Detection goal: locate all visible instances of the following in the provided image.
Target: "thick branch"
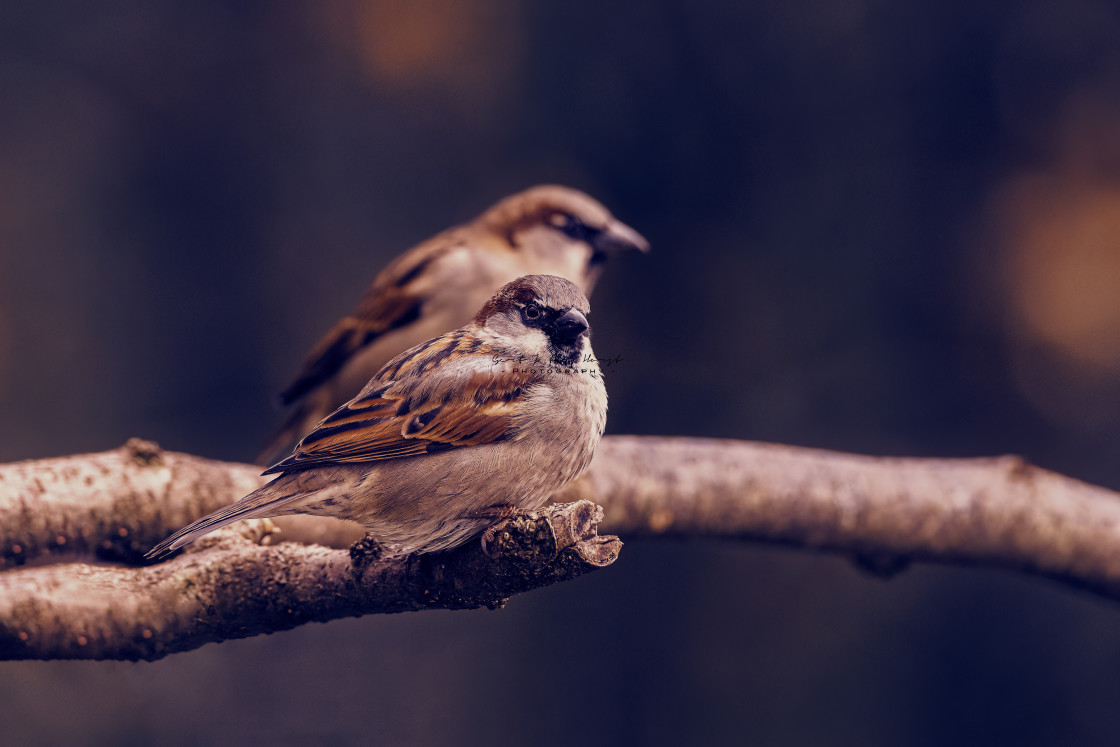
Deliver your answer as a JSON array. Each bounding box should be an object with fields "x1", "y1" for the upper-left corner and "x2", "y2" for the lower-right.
[
  {"x1": 0, "y1": 499, "x2": 618, "y2": 661},
  {"x1": 4, "y1": 435, "x2": 1120, "y2": 659},
  {"x1": 560, "y1": 438, "x2": 1120, "y2": 597}
]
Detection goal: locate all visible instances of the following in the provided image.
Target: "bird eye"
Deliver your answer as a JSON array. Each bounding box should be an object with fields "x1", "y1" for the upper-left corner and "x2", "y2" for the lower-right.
[
  {"x1": 548, "y1": 211, "x2": 595, "y2": 242},
  {"x1": 522, "y1": 303, "x2": 542, "y2": 321},
  {"x1": 548, "y1": 212, "x2": 572, "y2": 229}
]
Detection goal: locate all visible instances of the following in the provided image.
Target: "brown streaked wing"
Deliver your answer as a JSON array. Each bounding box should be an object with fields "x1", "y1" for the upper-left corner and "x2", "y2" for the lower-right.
[
  {"x1": 278, "y1": 241, "x2": 459, "y2": 406},
  {"x1": 264, "y1": 358, "x2": 536, "y2": 475}
]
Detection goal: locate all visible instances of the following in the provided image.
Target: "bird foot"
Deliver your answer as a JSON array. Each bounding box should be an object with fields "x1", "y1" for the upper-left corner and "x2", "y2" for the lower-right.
[
  {"x1": 472, "y1": 505, "x2": 521, "y2": 559},
  {"x1": 257, "y1": 518, "x2": 282, "y2": 546},
  {"x1": 349, "y1": 534, "x2": 385, "y2": 568}
]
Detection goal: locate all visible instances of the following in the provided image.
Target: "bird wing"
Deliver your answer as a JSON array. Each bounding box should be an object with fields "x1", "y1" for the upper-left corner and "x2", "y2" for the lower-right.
[
  {"x1": 278, "y1": 239, "x2": 463, "y2": 406},
  {"x1": 265, "y1": 336, "x2": 535, "y2": 474}
]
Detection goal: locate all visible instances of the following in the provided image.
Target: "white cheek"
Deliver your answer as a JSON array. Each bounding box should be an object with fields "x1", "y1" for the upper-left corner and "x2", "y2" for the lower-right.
[
  {"x1": 520, "y1": 329, "x2": 551, "y2": 360},
  {"x1": 479, "y1": 323, "x2": 551, "y2": 367},
  {"x1": 493, "y1": 328, "x2": 550, "y2": 364},
  {"x1": 513, "y1": 225, "x2": 594, "y2": 288}
]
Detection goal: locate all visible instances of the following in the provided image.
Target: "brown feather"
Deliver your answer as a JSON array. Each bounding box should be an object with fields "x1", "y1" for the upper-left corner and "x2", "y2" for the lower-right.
[
  {"x1": 278, "y1": 242, "x2": 459, "y2": 405},
  {"x1": 265, "y1": 334, "x2": 537, "y2": 475}
]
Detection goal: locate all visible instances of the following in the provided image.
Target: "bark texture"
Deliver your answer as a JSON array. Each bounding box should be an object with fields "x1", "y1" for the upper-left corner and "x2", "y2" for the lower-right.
[
  {"x1": 560, "y1": 437, "x2": 1120, "y2": 596},
  {"x1": 3, "y1": 435, "x2": 1120, "y2": 660},
  {"x1": 0, "y1": 495, "x2": 618, "y2": 661}
]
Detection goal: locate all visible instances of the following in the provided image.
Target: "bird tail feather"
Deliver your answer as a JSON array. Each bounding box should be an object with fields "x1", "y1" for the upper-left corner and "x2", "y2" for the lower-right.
[{"x1": 145, "y1": 483, "x2": 304, "y2": 560}]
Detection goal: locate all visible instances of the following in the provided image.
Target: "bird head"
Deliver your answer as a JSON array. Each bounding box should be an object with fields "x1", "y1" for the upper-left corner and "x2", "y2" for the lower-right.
[
  {"x1": 479, "y1": 185, "x2": 649, "y2": 293},
  {"x1": 476, "y1": 274, "x2": 594, "y2": 367}
]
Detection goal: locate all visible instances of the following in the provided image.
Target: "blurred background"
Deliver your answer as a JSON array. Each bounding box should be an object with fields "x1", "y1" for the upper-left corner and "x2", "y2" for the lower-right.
[{"x1": 3, "y1": 0, "x2": 1120, "y2": 744}]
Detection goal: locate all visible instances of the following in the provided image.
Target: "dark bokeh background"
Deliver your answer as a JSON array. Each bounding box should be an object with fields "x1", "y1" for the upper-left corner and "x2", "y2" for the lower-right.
[{"x1": 4, "y1": 1, "x2": 1120, "y2": 744}]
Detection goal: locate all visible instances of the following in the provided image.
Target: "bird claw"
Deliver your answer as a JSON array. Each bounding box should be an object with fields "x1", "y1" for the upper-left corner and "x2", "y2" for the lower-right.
[
  {"x1": 473, "y1": 504, "x2": 521, "y2": 559},
  {"x1": 257, "y1": 518, "x2": 282, "y2": 546},
  {"x1": 480, "y1": 524, "x2": 504, "y2": 559},
  {"x1": 349, "y1": 534, "x2": 384, "y2": 567}
]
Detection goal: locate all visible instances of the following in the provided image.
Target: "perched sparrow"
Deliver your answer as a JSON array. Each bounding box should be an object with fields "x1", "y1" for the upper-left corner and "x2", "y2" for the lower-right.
[
  {"x1": 259, "y1": 185, "x2": 646, "y2": 465},
  {"x1": 149, "y1": 275, "x2": 608, "y2": 559}
]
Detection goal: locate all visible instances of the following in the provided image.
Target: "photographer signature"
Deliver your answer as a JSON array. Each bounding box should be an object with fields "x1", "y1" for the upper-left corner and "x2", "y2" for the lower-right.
[{"x1": 491, "y1": 353, "x2": 623, "y2": 368}]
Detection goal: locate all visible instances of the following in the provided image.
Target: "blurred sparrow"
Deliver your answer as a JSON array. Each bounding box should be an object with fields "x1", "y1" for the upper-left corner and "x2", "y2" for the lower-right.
[
  {"x1": 149, "y1": 275, "x2": 608, "y2": 559},
  {"x1": 259, "y1": 185, "x2": 646, "y2": 464}
]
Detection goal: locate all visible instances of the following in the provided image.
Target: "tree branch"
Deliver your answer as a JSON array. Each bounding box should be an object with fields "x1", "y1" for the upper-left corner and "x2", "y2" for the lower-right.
[
  {"x1": 3, "y1": 435, "x2": 1120, "y2": 660},
  {"x1": 0, "y1": 498, "x2": 618, "y2": 661},
  {"x1": 559, "y1": 437, "x2": 1120, "y2": 598}
]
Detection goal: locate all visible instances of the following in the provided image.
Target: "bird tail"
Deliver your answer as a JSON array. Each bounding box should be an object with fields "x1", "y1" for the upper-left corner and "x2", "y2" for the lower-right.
[{"x1": 145, "y1": 481, "x2": 304, "y2": 560}]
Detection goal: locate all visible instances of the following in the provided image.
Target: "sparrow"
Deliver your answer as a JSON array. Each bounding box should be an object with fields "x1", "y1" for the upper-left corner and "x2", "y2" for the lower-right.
[
  {"x1": 149, "y1": 275, "x2": 608, "y2": 559},
  {"x1": 259, "y1": 184, "x2": 646, "y2": 465}
]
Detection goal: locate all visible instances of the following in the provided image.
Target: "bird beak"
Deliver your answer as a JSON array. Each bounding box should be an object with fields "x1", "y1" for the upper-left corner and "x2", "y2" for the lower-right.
[
  {"x1": 553, "y1": 308, "x2": 590, "y2": 340},
  {"x1": 593, "y1": 219, "x2": 651, "y2": 255}
]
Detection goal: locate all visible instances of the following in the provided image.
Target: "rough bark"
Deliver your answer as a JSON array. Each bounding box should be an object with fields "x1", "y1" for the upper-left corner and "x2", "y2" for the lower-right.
[
  {"x1": 558, "y1": 437, "x2": 1120, "y2": 596},
  {"x1": 0, "y1": 496, "x2": 618, "y2": 661},
  {"x1": 4, "y1": 435, "x2": 1120, "y2": 659}
]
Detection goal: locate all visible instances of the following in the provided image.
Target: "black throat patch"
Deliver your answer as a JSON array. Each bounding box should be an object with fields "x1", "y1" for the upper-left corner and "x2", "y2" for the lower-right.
[{"x1": 547, "y1": 338, "x2": 583, "y2": 368}]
